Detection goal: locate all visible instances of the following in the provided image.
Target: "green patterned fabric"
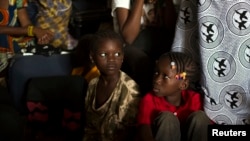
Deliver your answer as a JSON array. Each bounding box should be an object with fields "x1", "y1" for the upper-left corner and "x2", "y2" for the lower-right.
[{"x1": 84, "y1": 71, "x2": 141, "y2": 141}]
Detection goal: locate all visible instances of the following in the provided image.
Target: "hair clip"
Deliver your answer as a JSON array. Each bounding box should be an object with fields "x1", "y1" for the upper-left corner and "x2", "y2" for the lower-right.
[
  {"x1": 175, "y1": 72, "x2": 186, "y2": 80},
  {"x1": 171, "y1": 61, "x2": 176, "y2": 69}
]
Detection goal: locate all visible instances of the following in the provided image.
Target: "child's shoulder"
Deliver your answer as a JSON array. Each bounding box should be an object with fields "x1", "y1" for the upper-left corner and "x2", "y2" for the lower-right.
[
  {"x1": 182, "y1": 89, "x2": 203, "y2": 102},
  {"x1": 183, "y1": 89, "x2": 202, "y2": 97},
  {"x1": 120, "y1": 71, "x2": 140, "y2": 92},
  {"x1": 120, "y1": 71, "x2": 138, "y2": 85},
  {"x1": 88, "y1": 76, "x2": 99, "y2": 85},
  {"x1": 141, "y1": 91, "x2": 159, "y2": 101}
]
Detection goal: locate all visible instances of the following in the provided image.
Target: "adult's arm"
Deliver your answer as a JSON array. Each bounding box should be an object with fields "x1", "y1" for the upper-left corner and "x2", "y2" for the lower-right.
[
  {"x1": 115, "y1": 0, "x2": 144, "y2": 45},
  {"x1": 17, "y1": 7, "x2": 32, "y2": 27},
  {"x1": 17, "y1": 7, "x2": 54, "y2": 44},
  {"x1": 161, "y1": 0, "x2": 177, "y2": 30},
  {"x1": 0, "y1": 6, "x2": 53, "y2": 44}
]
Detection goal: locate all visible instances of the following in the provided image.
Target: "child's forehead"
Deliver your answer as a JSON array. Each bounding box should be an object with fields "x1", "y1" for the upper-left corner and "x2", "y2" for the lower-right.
[
  {"x1": 159, "y1": 57, "x2": 171, "y2": 63},
  {"x1": 158, "y1": 58, "x2": 172, "y2": 68},
  {"x1": 97, "y1": 39, "x2": 122, "y2": 49}
]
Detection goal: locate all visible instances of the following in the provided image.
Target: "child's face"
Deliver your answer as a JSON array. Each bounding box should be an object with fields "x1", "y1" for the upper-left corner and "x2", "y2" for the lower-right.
[
  {"x1": 153, "y1": 58, "x2": 183, "y2": 97},
  {"x1": 91, "y1": 39, "x2": 124, "y2": 76}
]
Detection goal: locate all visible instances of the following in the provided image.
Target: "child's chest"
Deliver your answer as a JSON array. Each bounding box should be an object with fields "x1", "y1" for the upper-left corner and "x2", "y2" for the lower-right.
[{"x1": 95, "y1": 81, "x2": 117, "y2": 108}]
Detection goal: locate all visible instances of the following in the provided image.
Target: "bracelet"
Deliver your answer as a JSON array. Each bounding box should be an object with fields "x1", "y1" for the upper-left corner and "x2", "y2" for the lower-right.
[{"x1": 27, "y1": 26, "x2": 34, "y2": 36}]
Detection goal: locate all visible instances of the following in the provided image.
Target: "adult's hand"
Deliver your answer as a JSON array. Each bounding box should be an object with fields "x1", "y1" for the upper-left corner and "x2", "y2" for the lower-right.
[{"x1": 33, "y1": 27, "x2": 54, "y2": 44}]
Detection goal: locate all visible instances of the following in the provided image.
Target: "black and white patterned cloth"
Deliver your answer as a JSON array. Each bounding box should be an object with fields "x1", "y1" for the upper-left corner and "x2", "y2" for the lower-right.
[{"x1": 172, "y1": 0, "x2": 250, "y2": 125}]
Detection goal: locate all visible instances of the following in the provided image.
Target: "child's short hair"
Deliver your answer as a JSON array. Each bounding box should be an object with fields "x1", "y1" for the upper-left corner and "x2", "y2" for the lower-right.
[
  {"x1": 159, "y1": 52, "x2": 201, "y2": 90},
  {"x1": 90, "y1": 30, "x2": 124, "y2": 53}
]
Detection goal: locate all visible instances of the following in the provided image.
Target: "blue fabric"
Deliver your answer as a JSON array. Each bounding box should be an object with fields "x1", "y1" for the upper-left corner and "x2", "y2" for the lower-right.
[
  {"x1": 27, "y1": 1, "x2": 38, "y2": 24},
  {"x1": 8, "y1": 54, "x2": 73, "y2": 113}
]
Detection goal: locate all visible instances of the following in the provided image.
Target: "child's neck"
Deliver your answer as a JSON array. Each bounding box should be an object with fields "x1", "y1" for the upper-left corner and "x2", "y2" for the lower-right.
[
  {"x1": 165, "y1": 94, "x2": 182, "y2": 107},
  {"x1": 100, "y1": 72, "x2": 120, "y2": 85}
]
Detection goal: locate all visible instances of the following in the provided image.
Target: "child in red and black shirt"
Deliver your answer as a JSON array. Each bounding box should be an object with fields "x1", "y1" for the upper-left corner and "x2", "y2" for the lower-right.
[{"x1": 137, "y1": 52, "x2": 212, "y2": 141}]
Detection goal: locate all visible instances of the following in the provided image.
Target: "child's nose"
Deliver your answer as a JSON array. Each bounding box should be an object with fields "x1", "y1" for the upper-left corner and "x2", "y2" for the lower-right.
[
  {"x1": 154, "y1": 76, "x2": 162, "y2": 84},
  {"x1": 107, "y1": 54, "x2": 115, "y2": 61}
]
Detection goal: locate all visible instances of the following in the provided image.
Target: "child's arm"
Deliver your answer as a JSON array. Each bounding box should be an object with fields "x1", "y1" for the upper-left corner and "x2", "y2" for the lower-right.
[
  {"x1": 136, "y1": 93, "x2": 156, "y2": 141},
  {"x1": 114, "y1": 86, "x2": 142, "y2": 141}
]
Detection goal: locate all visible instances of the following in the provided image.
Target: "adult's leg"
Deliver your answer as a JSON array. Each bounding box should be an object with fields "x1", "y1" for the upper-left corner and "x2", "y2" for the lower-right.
[
  {"x1": 153, "y1": 111, "x2": 181, "y2": 141},
  {"x1": 183, "y1": 110, "x2": 211, "y2": 141}
]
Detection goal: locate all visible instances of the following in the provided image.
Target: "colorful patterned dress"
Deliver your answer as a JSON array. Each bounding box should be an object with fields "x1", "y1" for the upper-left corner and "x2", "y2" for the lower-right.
[
  {"x1": 0, "y1": 0, "x2": 34, "y2": 73},
  {"x1": 35, "y1": 0, "x2": 72, "y2": 49}
]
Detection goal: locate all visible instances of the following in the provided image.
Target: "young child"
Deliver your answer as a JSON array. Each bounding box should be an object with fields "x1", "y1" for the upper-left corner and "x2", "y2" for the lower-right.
[
  {"x1": 83, "y1": 30, "x2": 141, "y2": 141},
  {"x1": 137, "y1": 52, "x2": 212, "y2": 141}
]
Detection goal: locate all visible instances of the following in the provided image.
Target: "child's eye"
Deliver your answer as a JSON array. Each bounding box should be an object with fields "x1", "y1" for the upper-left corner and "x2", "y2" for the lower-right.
[
  {"x1": 154, "y1": 72, "x2": 159, "y2": 75},
  {"x1": 100, "y1": 53, "x2": 106, "y2": 57},
  {"x1": 114, "y1": 52, "x2": 120, "y2": 57},
  {"x1": 164, "y1": 75, "x2": 170, "y2": 79}
]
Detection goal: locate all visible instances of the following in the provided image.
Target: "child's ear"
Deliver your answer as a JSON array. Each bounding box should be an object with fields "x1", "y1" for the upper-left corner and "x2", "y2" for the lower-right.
[
  {"x1": 89, "y1": 54, "x2": 94, "y2": 63},
  {"x1": 180, "y1": 79, "x2": 189, "y2": 90}
]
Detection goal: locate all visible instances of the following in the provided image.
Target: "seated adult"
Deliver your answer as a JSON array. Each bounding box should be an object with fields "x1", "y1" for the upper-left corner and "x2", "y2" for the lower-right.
[
  {"x1": 111, "y1": 0, "x2": 177, "y2": 94},
  {"x1": 0, "y1": 0, "x2": 53, "y2": 86},
  {"x1": 34, "y1": 0, "x2": 78, "y2": 50},
  {"x1": 111, "y1": 0, "x2": 177, "y2": 59}
]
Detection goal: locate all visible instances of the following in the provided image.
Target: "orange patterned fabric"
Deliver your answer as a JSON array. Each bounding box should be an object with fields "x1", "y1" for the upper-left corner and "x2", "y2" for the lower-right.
[
  {"x1": 0, "y1": 0, "x2": 31, "y2": 73},
  {"x1": 0, "y1": 8, "x2": 11, "y2": 73},
  {"x1": 0, "y1": 9, "x2": 9, "y2": 26},
  {"x1": 71, "y1": 65, "x2": 100, "y2": 83}
]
